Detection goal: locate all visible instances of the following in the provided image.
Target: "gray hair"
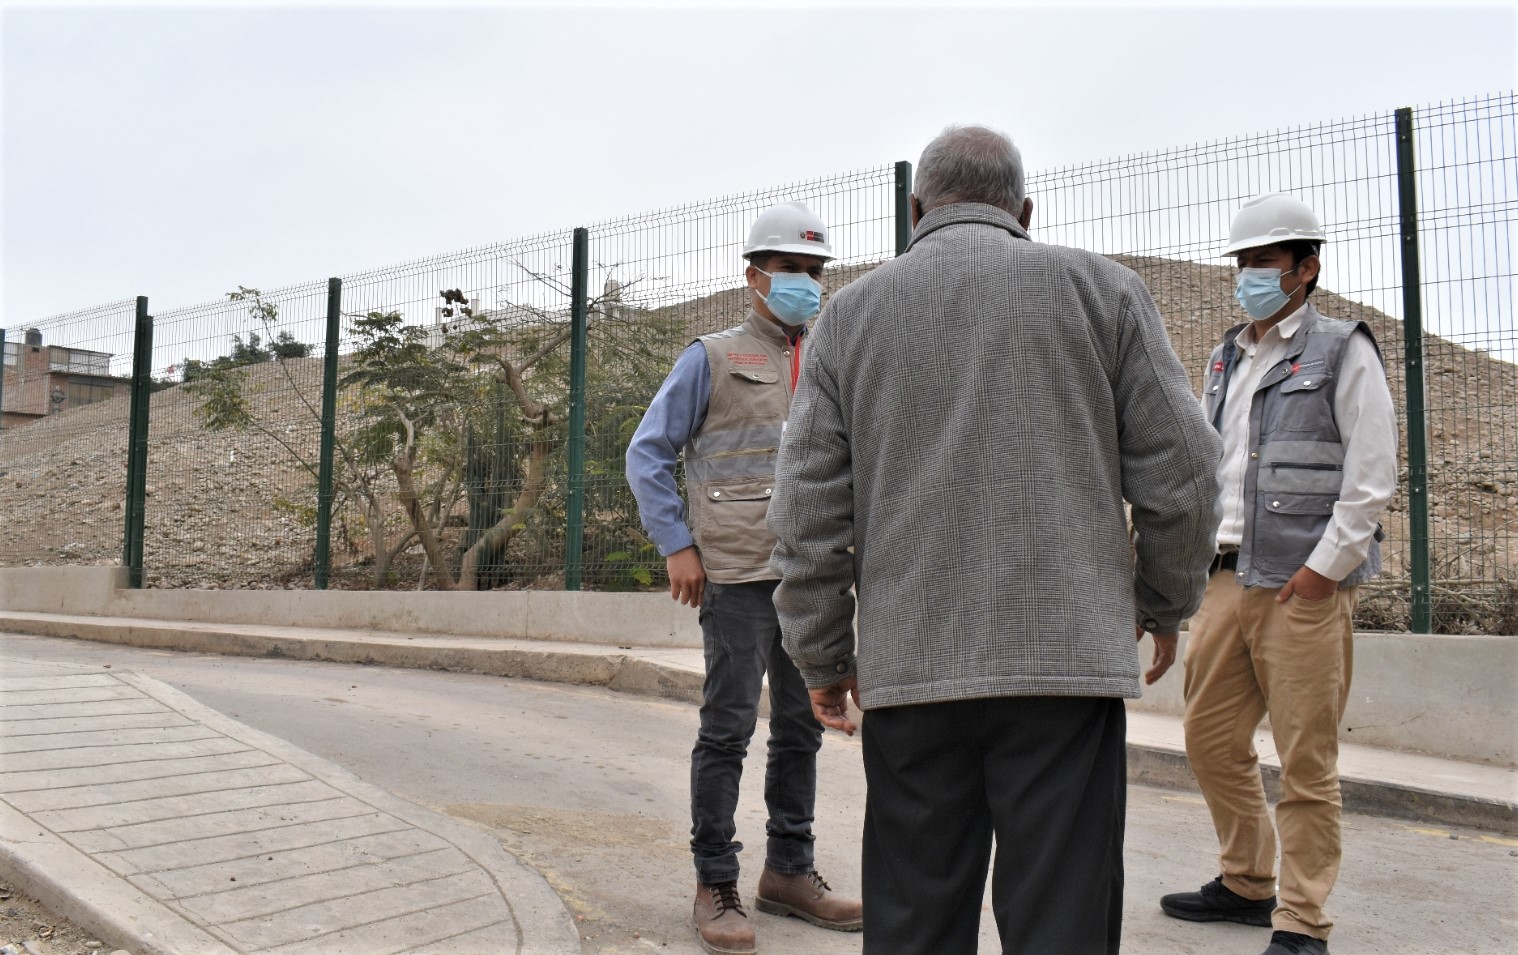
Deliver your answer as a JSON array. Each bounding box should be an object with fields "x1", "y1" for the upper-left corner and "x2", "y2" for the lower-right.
[{"x1": 914, "y1": 125, "x2": 1026, "y2": 214}]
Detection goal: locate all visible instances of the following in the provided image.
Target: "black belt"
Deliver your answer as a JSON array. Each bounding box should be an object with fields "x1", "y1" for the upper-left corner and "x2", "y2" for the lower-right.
[{"x1": 1210, "y1": 551, "x2": 1239, "y2": 574}]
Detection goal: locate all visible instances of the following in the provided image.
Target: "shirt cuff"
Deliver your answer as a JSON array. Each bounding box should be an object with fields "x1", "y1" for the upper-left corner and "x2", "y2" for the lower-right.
[
  {"x1": 652, "y1": 525, "x2": 695, "y2": 558},
  {"x1": 1306, "y1": 543, "x2": 1361, "y2": 583}
]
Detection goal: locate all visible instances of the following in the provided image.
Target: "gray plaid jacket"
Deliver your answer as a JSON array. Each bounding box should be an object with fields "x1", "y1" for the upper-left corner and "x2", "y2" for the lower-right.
[{"x1": 769, "y1": 202, "x2": 1222, "y2": 707}]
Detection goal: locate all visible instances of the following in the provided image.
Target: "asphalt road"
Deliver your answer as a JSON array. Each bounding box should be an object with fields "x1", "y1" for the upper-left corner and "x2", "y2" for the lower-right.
[{"x1": 3, "y1": 631, "x2": 1514, "y2": 955}]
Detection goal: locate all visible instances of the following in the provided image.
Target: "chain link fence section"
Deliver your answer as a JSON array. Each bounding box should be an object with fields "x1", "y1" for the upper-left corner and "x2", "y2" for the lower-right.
[
  {"x1": 0, "y1": 301, "x2": 140, "y2": 569},
  {"x1": 326, "y1": 233, "x2": 578, "y2": 592},
  {"x1": 140, "y1": 281, "x2": 333, "y2": 589},
  {"x1": 577, "y1": 166, "x2": 898, "y2": 591},
  {"x1": 1029, "y1": 93, "x2": 1516, "y2": 633},
  {"x1": 1410, "y1": 94, "x2": 1518, "y2": 633}
]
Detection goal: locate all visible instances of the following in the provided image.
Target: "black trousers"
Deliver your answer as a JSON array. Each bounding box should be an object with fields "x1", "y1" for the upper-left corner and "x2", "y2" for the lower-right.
[{"x1": 861, "y1": 696, "x2": 1126, "y2": 955}]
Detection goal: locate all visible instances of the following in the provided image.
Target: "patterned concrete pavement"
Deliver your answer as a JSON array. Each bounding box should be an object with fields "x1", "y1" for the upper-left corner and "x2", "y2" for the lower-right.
[{"x1": 0, "y1": 658, "x2": 580, "y2": 955}]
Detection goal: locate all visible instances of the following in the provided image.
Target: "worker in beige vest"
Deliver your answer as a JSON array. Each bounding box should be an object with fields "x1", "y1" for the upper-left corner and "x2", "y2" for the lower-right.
[{"x1": 626, "y1": 201, "x2": 862, "y2": 955}]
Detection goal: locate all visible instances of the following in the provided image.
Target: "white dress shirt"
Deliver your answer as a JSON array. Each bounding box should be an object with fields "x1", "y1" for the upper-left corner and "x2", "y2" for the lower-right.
[{"x1": 1213, "y1": 303, "x2": 1399, "y2": 582}]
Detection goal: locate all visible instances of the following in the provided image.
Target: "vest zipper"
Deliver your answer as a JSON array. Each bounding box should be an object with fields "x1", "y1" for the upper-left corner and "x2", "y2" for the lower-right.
[
  {"x1": 1267, "y1": 462, "x2": 1341, "y2": 471},
  {"x1": 705, "y1": 447, "x2": 779, "y2": 460}
]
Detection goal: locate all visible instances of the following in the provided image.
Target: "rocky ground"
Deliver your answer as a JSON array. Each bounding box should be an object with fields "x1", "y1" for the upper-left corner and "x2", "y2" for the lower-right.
[
  {"x1": 0, "y1": 882, "x2": 128, "y2": 955},
  {"x1": 2, "y1": 256, "x2": 1513, "y2": 631}
]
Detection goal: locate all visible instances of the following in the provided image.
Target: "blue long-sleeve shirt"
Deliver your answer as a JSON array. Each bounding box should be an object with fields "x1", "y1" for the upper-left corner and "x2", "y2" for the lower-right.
[{"x1": 625, "y1": 342, "x2": 711, "y2": 556}]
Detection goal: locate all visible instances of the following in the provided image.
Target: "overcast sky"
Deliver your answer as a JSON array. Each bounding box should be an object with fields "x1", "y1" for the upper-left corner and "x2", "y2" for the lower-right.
[{"x1": 2, "y1": 0, "x2": 1515, "y2": 327}]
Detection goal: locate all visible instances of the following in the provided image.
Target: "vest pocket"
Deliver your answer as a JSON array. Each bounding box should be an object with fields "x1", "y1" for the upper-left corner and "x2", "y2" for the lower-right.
[
  {"x1": 1257, "y1": 460, "x2": 1343, "y2": 496},
  {"x1": 1260, "y1": 491, "x2": 1337, "y2": 516},
  {"x1": 725, "y1": 367, "x2": 786, "y2": 420},
  {"x1": 730, "y1": 367, "x2": 779, "y2": 384},
  {"x1": 695, "y1": 478, "x2": 778, "y2": 573},
  {"x1": 1253, "y1": 493, "x2": 1335, "y2": 574}
]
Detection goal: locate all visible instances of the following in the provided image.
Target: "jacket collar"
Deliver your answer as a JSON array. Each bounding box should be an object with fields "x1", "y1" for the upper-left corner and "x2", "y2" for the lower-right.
[
  {"x1": 905, "y1": 202, "x2": 1031, "y2": 252},
  {"x1": 1222, "y1": 302, "x2": 1326, "y2": 358},
  {"x1": 742, "y1": 308, "x2": 804, "y2": 346}
]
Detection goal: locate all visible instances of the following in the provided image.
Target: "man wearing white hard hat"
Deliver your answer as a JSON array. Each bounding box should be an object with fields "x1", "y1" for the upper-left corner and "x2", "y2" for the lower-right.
[
  {"x1": 626, "y1": 201, "x2": 861, "y2": 954},
  {"x1": 1160, "y1": 193, "x2": 1397, "y2": 955}
]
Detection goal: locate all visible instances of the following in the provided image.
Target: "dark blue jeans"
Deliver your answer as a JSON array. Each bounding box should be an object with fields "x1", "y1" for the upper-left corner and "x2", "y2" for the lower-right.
[{"x1": 690, "y1": 579, "x2": 822, "y2": 884}]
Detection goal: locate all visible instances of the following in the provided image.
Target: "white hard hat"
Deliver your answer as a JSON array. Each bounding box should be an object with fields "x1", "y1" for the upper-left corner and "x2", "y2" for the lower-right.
[
  {"x1": 1222, "y1": 193, "x2": 1326, "y2": 256},
  {"x1": 743, "y1": 201, "x2": 835, "y2": 261}
]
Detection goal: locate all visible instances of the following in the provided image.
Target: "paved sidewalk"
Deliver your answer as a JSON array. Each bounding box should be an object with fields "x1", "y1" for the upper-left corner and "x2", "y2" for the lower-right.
[
  {"x1": 0, "y1": 611, "x2": 1515, "y2": 955},
  {"x1": 0, "y1": 656, "x2": 581, "y2": 955}
]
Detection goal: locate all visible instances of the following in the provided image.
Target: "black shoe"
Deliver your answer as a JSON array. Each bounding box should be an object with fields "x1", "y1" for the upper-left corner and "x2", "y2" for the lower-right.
[
  {"x1": 1262, "y1": 930, "x2": 1327, "y2": 954},
  {"x1": 1159, "y1": 875, "x2": 1275, "y2": 926}
]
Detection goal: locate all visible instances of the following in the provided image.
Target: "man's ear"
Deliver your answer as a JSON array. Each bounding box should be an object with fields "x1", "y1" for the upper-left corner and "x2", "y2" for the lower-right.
[
  {"x1": 910, "y1": 194, "x2": 923, "y2": 228},
  {"x1": 1299, "y1": 254, "x2": 1321, "y2": 288},
  {"x1": 1018, "y1": 197, "x2": 1033, "y2": 230}
]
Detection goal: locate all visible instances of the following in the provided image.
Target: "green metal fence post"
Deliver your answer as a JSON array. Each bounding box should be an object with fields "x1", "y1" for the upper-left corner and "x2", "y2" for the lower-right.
[
  {"x1": 314, "y1": 277, "x2": 342, "y2": 590},
  {"x1": 1395, "y1": 106, "x2": 1432, "y2": 634},
  {"x1": 565, "y1": 227, "x2": 590, "y2": 591},
  {"x1": 123, "y1": 297, "x2": 154, "y2": 588},
  {"x1": 0, "y1": 327, "x2": 8, "y2": 431},
  {"x1": 894, "y1": 161, "x2": 914, "y2": 256}
]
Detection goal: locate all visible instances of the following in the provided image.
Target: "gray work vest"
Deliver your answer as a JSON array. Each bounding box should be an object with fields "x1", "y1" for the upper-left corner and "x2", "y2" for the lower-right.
[
  {"x1": 684, "y1": 311, "x2": 801, "y2": 583},
  {"x1": 1203, "y1": 304, "x2": 1385, "y2": 588}
]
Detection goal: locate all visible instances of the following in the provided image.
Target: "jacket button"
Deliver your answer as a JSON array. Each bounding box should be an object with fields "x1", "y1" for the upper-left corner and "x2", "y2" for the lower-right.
[
  {"x1": 1272, "y1": 501, "x2": 1281, "y2": 508},
  {"x1": 834, "y1": 662, "x2": 848, "y2": 674},
  {"x1": 1211, "y1": 385, "x2": 1219, "y2": 392},
  {"x1": 1237, "y1": 571, "x2": 1245, "y2": 579},
  {"x1": 765, "y1": 489, "x2": 772, "y2": 495},
  {"x1": 1250, "y1": 452, "x2": 1259, "y2": 459},
  {"x1": 1304, "y1": 379, "x2": 1313, "y2": 386},
  {"x1": 712, "y1": 491, "x2": 722, "y2": 498}
]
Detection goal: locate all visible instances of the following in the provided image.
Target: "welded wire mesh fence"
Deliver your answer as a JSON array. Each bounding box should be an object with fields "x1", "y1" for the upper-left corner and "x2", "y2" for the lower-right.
[
  {"x1": 576, "y1": 168, "x2": 898, "y2": 590},
  {"x1": 0, "y1": 300, "x2": 139, "y2": 567},
  {"x1": 1406, "y1": 96, "x2": 1518, "y2": 634},
  {"x1": 1, "y1": 93, "x2": 1513, "y2": 633}
]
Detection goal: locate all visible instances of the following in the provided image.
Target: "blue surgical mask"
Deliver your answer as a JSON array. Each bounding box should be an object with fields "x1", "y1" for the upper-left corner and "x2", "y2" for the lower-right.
[
  {"x1": 756, "y1": 268, "x2": 823, "y2": 325},
  {"x1": 1234, "y1": 266, "x2": 1299, "y2": 320}
]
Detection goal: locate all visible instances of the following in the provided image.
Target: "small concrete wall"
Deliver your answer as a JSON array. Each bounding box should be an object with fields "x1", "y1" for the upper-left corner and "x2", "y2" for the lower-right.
[
  {"x1": 2, "y1": 567, "x2": 1514, "y2": 765},
  {"x1": 1130, "y1": 631, "x2": 1518, "y2": 767},
  {"x1": 0, "y1": 566, "x2": 126, "y2": 616},
  {"x1": 0, "y1": 566, "x2": 702, "y2": 648}
]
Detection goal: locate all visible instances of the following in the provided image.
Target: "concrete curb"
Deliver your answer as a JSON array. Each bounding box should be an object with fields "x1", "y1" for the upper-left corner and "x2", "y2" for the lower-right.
[
  {"x1": 0, "y1": 613, "x2": 707, "y2": 707},
  {"x1": 3, "y1": 611, "x2": 1514, "y2": 836},
  {"x1": 1126, "y1": 742, "x2": 1517, "y2": 835}
]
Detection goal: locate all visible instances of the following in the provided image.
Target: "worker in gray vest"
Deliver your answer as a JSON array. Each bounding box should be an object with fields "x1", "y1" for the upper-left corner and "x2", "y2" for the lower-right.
[
  {"x1": 626, "y1": 201, "x2": 862, "y2": 955},
  {"x1": 1161, "y1": 193, "x2": 1398, "y2": 955}
]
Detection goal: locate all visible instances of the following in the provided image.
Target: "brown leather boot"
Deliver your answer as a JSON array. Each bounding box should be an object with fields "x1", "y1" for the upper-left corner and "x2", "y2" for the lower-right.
[
  {"x1": 754, "y1": 868, "x2": 863, "y2": 932},
  {"x1": 692, "y1": 881, "x2": 757, "y2": 955}
]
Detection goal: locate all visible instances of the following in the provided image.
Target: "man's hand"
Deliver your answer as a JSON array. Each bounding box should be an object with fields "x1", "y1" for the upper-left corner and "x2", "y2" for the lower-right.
[
  {"x1": 1277, "y1": 565, "x2": 1338, "y2": 603},
  {"x1": 1136, "y1": 625, "x2": 1178, "y2": 685},
  {"x1": 666, "y1": 547, "x2": 706, "y2": 608},
  {"x1": 809, "y1": 675, "x2": 860, "y2": 736}
]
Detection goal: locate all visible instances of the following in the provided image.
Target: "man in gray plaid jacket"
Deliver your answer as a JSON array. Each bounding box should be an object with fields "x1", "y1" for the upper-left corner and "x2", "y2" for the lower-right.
[{"x1": 769, "y1": 125, "x2": 1222, "y2": 954}]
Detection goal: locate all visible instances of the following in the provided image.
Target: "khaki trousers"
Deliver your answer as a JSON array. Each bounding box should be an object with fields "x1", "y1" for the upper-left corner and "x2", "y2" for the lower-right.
[{"x1": 1182, "y1": 569, "x2": 1357, "y2": 940}]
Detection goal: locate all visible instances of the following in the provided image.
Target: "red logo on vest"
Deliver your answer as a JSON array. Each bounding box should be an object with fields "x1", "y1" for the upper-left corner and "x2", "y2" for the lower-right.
[
  {"x1": 1212, "y1": 361, "x2": 1225, "y2": 373},
  {"x1": 727, "y1": 352, "x2": 769, "y2": 366}
]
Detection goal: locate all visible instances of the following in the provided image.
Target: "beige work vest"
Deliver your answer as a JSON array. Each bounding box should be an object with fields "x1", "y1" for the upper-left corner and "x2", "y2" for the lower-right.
[{"x1": 685, "y1": 310, "x2": 801, "y2": 583}]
